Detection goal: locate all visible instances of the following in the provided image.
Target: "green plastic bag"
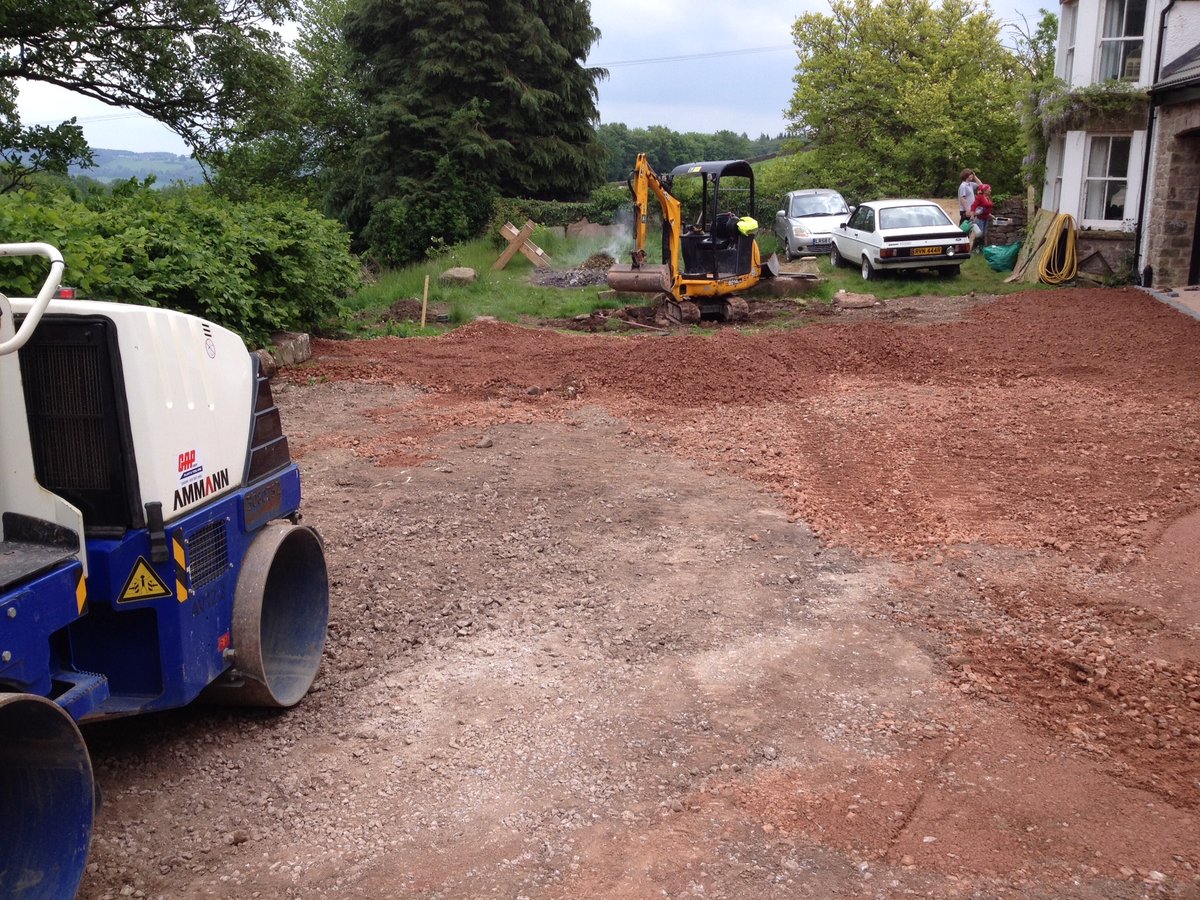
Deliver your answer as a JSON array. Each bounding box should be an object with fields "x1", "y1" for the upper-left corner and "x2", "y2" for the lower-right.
[{"x1": 982, "y1": 242, "x2": 1021, "y2": 272}]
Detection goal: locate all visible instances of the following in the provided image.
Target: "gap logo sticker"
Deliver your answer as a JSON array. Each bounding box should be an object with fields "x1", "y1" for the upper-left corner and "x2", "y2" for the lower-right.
[{"x1": 178, "y1": 448, "x2": 203, "y2": 482}]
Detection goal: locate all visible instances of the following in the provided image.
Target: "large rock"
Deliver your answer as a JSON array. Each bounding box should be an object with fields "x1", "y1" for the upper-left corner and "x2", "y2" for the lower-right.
[
  {"x1": 253, "y1": 348, "x2": 278, "y2": 379},
  {"x1": 440, "y1": 267, "x2": 478, "y2": 285},
  {"x1": 268, "y1": 331, "x2": 312, "y2": 368},
  {"x1": 833, "y1": 290, "x2": 879, "y2": 309}
]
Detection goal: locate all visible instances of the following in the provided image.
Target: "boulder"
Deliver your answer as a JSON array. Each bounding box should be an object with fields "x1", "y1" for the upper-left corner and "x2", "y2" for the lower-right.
[
  {"x1": 440, "y1": 266, "x2": 478, "y2": 285},
  {"x1": 254, "y1": 348, "x2": 278, "y2": 379},
  {"x1": 833, "y1": 290, "x2": 879, "y2": 309},
  {"x1": 268, "y1": 331, "x2": 312, "y2": 368}
]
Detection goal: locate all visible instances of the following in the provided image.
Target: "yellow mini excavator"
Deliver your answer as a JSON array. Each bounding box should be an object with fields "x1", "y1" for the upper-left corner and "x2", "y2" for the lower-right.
[{"x1": 606, "y1": 154, "x2": 779, "y2": 323}]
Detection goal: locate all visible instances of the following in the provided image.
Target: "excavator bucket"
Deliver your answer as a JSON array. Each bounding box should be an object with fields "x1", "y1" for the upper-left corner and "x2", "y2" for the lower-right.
[{"x1": 606, "y1": 264, "x2": 671, "y2": 294}]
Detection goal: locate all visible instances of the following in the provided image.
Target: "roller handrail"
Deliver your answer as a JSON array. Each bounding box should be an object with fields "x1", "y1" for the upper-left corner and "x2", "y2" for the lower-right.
[{"x1": 0, "y1": 242, "x2": 65, "y2": 356}]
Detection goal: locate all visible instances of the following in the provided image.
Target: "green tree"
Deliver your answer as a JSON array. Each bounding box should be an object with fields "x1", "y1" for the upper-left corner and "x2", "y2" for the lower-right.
[
  {"x1": 210, "y1": 0, "x2": 365, "y2": 204},
  {"x1": 0, "y1": 84, "x2": 91, "y2": 192},
  {"x1": 785, "y1": 0, "x2": 1024, "y2": 200},
  {"x1": 1, "y1": 0, "x2": 294, "y2": 159},
  {"x1": 1012, "y1": 8, "x2": 1059, "y2": 191},
  {"x1": 1009, "y1": 8, "x2": 1058, "y2": 82},
  {"x1": 337, "y1": 0, "x2": 606, "y2": 252}
]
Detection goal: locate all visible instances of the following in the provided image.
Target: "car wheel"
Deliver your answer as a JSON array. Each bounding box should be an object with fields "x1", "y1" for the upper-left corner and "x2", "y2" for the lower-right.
[
  {"x1": 938, "y1": 265, "x2": 961, "y2": 279},
  {"x1": 861, "y1": 257, "x2": 877, "y2": 281},
  {"x1": 783, "y1": 239, "x2": 795, "y2": 262},
  {"x1": 829, "y1": 243, "x2": 844, "y2": 268}
]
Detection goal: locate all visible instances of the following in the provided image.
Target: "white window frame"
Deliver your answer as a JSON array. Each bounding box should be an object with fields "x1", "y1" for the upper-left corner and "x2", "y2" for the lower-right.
[
  {"x1": 1097, "y1": 0, "x2": 1147, "y2": 82},
  {"x1": 1046, "y1": 136, "x2": 1066, "y2": 211},
  {"x1": 1058, "y1": 1, "x2": 1078, "y2": 84},
  {"x1": 1081, "y1": 134, "x2": 1132, "y2": 226}
]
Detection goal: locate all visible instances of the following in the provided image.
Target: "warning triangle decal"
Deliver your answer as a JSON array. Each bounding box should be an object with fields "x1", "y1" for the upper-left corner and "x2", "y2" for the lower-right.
[{"x1": 119, "y1": 557, "x2": 173, "y2": 603}]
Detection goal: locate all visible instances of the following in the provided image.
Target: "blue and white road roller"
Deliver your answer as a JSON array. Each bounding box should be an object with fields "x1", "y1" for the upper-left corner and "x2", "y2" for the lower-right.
[{"x1": 0, "y1": 243, "x2": 329, "y2": 898}]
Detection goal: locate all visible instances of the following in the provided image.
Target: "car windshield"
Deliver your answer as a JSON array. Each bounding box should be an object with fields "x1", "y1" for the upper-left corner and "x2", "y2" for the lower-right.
[
  {"x1": 789, "y1": 194, "x2": 849, "y2": 217},
  {"x1": 878, "y1": 205, "x2": 953, "y2": 229}
]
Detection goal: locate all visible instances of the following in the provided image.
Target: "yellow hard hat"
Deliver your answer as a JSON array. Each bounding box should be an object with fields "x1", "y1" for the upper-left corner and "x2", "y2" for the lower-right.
[{"x1": 737, "y1": 216, "x2": 759, "y2": 236}]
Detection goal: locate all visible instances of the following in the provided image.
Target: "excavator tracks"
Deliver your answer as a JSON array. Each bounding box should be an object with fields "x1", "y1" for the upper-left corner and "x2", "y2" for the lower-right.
[{"x1": 663, "y1": 296, "x2": 748, "y2": 326}]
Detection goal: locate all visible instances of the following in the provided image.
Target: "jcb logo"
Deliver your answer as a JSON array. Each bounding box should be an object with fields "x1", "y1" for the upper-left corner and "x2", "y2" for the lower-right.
[{"x1": 178, "y1": 449, "x2": 196, "y2": 473}]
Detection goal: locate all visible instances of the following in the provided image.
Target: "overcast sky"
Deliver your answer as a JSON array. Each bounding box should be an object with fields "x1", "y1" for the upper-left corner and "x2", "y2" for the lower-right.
[{"x1": 15, "y1": 0, "x2": 1054, "y2": 155}]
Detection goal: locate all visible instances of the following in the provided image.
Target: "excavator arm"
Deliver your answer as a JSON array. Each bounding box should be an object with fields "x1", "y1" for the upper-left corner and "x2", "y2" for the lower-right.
[{"x1": 628, "y1": 153, "x2": 683, "y2": 278}]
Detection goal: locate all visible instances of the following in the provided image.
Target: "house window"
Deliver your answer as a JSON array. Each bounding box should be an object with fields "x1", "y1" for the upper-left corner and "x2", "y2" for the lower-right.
[
  {"x1": 1098, "y1": 0, "x2": 1146, "y2": 81},
  {"x1": 1083, "y1": 136, "x2": 1131, "y2": 221},
  {"x1": 1059, "y1": 1, "x2": 1077, "y2": 83}
]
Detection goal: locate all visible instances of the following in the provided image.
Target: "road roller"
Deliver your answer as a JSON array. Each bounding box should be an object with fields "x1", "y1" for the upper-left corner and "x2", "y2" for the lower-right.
[
  {"x1": 606, "y1": 154, "x2": 778, "y2": 324},
  {"x1": 0, "y1": 243, "x2": 329, "y2": 898}
]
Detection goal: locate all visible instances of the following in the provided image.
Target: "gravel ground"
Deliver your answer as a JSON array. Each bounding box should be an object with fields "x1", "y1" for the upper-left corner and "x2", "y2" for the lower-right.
[{"x1": 79, "y1": 287, "x2": 1200, "y2": 899}]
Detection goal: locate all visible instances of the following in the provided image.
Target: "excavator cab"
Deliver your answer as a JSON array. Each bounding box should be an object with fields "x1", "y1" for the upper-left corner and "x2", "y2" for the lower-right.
[{"x1": 672, "y1": 160, "x2": 757, "y2": 280}]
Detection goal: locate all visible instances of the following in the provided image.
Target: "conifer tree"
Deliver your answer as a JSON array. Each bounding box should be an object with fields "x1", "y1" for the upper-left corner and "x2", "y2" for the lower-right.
[{"x1": 341, "y1": 0, "x2": 606, "y2": 234}]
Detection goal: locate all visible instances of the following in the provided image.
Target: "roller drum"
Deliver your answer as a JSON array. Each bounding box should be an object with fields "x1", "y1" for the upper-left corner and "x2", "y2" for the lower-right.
[
  {"x1": 0, "y1": 694, "x2": 93, "y2": 900},
  {"x1": 204, "y1": 522, "x2": 330, "y2": 708}
]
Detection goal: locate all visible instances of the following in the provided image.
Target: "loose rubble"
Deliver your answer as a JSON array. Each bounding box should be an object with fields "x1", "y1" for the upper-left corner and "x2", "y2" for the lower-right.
[{"x1": 79, "y1": 287, "x2": 1200, "y2": 899}]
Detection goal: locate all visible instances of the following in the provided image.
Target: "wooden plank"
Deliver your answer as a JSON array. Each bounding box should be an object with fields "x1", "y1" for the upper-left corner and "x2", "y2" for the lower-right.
[
  {"x1": 517, "y1": 238, "x2": 552, "y2": 268},
  {"x1": 492, "y1": 220, "x2": 536, "y2": 271},
  {"x1": 1006, "y1": 208, "x2": 1056, "y2": 283}
]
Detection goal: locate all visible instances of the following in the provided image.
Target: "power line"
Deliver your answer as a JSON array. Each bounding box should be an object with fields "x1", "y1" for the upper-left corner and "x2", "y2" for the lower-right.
[
  {"x1": 592, "y1": 45, "x2": 793, "y2": 68},
  {"x1": 28, "y1": 111, "x2": 149, "y2": 127}
]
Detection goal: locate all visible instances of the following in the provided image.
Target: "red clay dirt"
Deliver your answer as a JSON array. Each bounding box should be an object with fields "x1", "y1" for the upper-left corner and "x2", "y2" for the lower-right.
[{"x1": 79, "y1": 287, "x2": 1200, "y2": 899}]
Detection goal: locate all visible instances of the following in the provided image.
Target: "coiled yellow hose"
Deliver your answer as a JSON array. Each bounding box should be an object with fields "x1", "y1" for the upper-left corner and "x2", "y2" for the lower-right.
[{"x1": 1037, "y1": 213, "x2": 1078, "y2": 284}]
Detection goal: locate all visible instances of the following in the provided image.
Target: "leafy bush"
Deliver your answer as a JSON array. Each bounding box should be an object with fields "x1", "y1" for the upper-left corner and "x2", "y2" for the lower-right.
[
  {"x1": 0, "y1": 181, "x2": 359, "y2": 346},
  {"x1": 582, "y1": 183, "x2": 629, "y2": 224},
  {"x1": 364, "y1": 158, "x2": 495, "y2": 267},
  {"x1": 485, "y1": 183, "x2": 631, "y2": 249}
]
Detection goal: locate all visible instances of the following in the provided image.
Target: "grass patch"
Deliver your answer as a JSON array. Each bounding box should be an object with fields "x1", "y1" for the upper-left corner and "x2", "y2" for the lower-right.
[
  {"x1": 333, "y1": 233, "x2": 626, "y2": 337},
  {"x1": 818, "y1": 247, "x2": 1045, "y2": 299},
  {"x1": 755, "y1": 226, "x2": 1041, "y2": 299},
  {"x1": 333, "y1": 230, "x2": 1042, "y2": 338}
]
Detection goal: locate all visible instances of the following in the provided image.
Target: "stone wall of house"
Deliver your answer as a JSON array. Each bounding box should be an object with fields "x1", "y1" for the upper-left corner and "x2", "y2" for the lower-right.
[
  {"x1": 1075, "y1": 231, "x2": 1135, "y2": 280},
  {"x1": 985, "y1": 196, "x2": 1029, "y2": 247},
  {"x1": 1143, "y1": 101, "x2": 1200, "y2": 288}
]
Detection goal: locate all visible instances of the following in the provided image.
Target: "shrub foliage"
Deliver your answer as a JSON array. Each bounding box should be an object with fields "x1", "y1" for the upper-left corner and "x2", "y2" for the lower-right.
[{"x1": 0, "y1": 182, "x2": 359, "y2": 345}]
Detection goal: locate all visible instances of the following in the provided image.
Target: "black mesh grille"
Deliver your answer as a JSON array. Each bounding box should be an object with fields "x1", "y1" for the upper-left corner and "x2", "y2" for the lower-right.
[
  {"x1": 188, "y1": 519, "x2": 229, "y2": 590},
  {"x1": 21, "y1": 342, "x2": 109, "y2": 489},
  {"x1": 18, "y1": 317, "x2": 140, "y2": 530}
]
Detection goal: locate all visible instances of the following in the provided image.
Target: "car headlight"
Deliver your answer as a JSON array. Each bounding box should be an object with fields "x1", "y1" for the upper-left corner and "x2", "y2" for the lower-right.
[{"x1": 791, "y1": 224, "x2": 811, "y2": 238}]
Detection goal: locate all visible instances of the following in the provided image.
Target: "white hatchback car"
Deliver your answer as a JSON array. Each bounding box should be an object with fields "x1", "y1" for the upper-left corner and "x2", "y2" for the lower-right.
[{"x1": 830, "y1": 199, "x2": 972, "y2": 280}]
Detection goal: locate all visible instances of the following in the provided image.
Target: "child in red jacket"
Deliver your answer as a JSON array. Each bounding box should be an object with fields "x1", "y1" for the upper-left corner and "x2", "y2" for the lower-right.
[{"x1": 970, "y1": 184, "x2": 994, "y2": 251}]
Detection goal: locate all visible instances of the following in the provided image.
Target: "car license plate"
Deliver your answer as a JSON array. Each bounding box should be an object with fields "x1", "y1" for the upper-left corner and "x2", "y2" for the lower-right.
[{"x1": 911, "y1": 246, "x2": 942, "y2": 256}]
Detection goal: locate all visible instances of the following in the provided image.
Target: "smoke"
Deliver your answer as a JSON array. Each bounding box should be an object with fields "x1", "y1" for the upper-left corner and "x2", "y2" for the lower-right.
[{"x1": 559, "y1": 203, "x2": 635, "y2": 267}]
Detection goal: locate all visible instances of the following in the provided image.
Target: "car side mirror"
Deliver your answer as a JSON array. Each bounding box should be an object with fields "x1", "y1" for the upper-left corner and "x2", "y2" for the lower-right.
[
  {"x1": 839, "y1": 222, "x2": 847, "y2": 230},
  {"x1": 777, "y1": 210, "x2": 784, "y2": 217}
]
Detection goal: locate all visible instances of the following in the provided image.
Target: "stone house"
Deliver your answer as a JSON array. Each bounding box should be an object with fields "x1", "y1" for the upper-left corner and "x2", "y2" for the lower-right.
[{"x1": 1043, "y1": 0, "x2": 1200, "y2": 286}]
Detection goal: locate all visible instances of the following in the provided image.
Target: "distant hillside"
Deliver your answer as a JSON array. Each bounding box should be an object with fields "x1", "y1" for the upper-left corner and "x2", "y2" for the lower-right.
[{"x1": 70, "y1": 148, "x2": 204, "y2": 185}]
